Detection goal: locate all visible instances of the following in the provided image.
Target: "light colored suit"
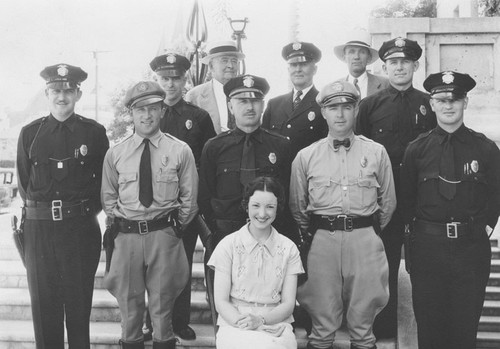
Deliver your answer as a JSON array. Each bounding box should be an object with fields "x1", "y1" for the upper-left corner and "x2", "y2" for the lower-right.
[
  {"x1": 185, "y1": 80, "x2": 223, "y2": 134},
  {"x1": 343, "y1": 72, "x2": 390, "y2": 99}
]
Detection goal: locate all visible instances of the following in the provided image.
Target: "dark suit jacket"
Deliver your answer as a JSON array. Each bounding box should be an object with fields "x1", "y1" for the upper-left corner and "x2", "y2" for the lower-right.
[{"x1": 262, "y1": 86, "x2": 328, "y2": 160}]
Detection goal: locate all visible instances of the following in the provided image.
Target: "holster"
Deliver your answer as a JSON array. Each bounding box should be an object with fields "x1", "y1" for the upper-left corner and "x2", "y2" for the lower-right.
[
  {"x1": 11, "y1": 207, "x2": 26, "y2": 268},
  {"x1": 297, "y1": 218, "x2": 319, "y2": 286},
  {"x1": 403, "y1": 219, "x2": 414, "y2": 274},
  {"x1": 102, "y1": 222, "x2": 119, "y2": 272}
]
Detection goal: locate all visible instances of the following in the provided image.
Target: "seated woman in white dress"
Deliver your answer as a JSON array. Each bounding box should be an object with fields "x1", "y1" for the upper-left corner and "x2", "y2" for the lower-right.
[{"x1": 207, "y1": 176, "x2": 304, "y2": 349}]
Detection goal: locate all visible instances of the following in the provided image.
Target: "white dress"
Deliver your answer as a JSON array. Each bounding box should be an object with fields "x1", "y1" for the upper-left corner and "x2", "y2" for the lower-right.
[{"x1": 208, "y1": 224, "x2": 304, "y2": 349}]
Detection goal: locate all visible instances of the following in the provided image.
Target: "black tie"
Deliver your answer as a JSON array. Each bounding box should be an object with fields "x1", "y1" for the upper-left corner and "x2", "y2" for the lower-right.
[
  {"x1": 51, "y1": 122, "x2": 69, "y2": 182},
  {"x1": 227, "y1": 97, "x2": 236, "y2": 130},
  {"x1": 397, "y1": 91, "x2": 412, "y2": 144},
  {"x1": 439, "y1": 134, "x2": 456, "y2": 200},
  {"x1": 293, "y1": 90, "x2": 302, "y2": 110},
  {"x1": 139, "y1": 138, "x2": 153, "y2": 208},
  {"x1": 353, "y1": 78, "x2": 361, "y2": 98},
  {"x1": 333, "y1": 138, "x2": 351, "y2": 149},
  {"x1": 240, "y1": 134, "x2": 256, "y2": 187}
]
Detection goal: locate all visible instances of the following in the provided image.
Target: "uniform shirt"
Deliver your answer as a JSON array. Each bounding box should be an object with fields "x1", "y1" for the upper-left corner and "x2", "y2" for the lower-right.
[
  {"x1": 262, "y1": 86, "x2": 327, "y2": 160},
  {"x1": 17, "y1": 113, "x2": 108, "y2": 210},
  {"x1": 199, "y1": 127, "x2": 291, "y2": 223},
  {"x1": 160, "y1": 99, "x2": 216, "y2": 168},
  {"x1": 289, "y1": 134, "x2": 396, "y2": 233},
  {"x1": 356, "y1": 85, "x2": 437, "y2": 171},
  {"x1": 208, "y1": 224, "x2": 303, "y2": 306},
  {"x1": 101, "y1": 130, "x2": 198, "y2": 227},
  {"x1": 400, "y1": 124, "x2": 500, "y2": 228}
]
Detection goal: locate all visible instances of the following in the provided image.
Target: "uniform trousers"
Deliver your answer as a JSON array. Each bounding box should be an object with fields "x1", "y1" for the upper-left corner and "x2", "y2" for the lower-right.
[
  {"x1": 297, "y1": 227, "x2": 389, "y2": 349},
  {"x1": 410, "y1": 226, "x2": 491, "y2": 349},
  {"x1": 104, "y1": 226, "x2": 189, "y2": 343},
  {"x1": 373, "y1": 211, "x2": 403, "y2": 338},
  {"x1": 24, "y1": 215, "x2": 101, "y2": 349}
]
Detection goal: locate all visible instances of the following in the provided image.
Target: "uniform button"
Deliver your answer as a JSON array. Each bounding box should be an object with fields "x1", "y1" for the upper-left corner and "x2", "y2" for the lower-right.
[
  {"x1": 287, "y1": 124, "x2": 291, "y2": 129},
  {"x1": 81, "y1": 161, "x2": 84, "y2": 165},
  {"x1": 310, "y1": 126, "x2": 313, "y2": 129},
  {"x1": 34, "y1": 162, "x2": 38, "y2": 165},
  {"x1": 286, "y1": 137, "x2": 290, "y2": 140},
  {"x1": 379, "y1": 129, "x2": 383, "y2": 133},
  {"x1": 224, "y1": 169, "x2": 228, "y2": 172},
  {"x1": 342, "y1": 186, "x2": 347, "y2": 190},
  {"x1": 56, "y1": 191, "x2": 60, "y2": 196}
]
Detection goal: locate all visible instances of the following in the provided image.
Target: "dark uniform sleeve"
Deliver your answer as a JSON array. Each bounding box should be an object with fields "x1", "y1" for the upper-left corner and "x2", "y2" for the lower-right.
[
  {"x1": 485, "y1": 142, "x2": 500, "y2": 229},
  {"x1": 198, "y1": 140, "x2": 217, "y2": 225},
  {"x1": 356, "y1": 98, "x2": 372, "y2": 137},
  {"x1": 199, "y1": 109, "x2": 217, "y2": 148},
  {"x1": 399, "y1": 142, "x2": 419, "y2": 224},
  {"x1": 16, "y1": 126, "x2": 32, "y2": 201},
  {"x1": 91, "y1": 125, "x2": 110, "y2": 213}
]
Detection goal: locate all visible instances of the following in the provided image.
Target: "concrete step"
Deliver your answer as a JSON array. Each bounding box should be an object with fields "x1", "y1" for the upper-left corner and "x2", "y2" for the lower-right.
[
  {"x1": 482, "y1": 300, "x2": 500, "y2": 317},
  {"x1": 488, "y1": 273, "x2": 500, "y2": 287},
  {"x1": 476, "y1": 331, "x2": 500, "y2": 348},
  {"x1": 485, "y1": 286, "x2": 500, "y2": 301},
  {"x1": 0, "y1": 288, "x2": 212, "y2": 324},
  {"x1": 0, "y1": 320, "x2": 397, "y2": 349},
  {"x1": 492, "y1": 239, "x2": 499, "y2": 248},
  {"x1": 493, "y1": 247, "x2": 500, "y2": 260},
  {"x1": 479, "y1": 316, "x2": 500, "y2": 332},
  {"x1": 0, "y1": 259, "x2": 207, "y2": 292},
  {"x1": 491, "y1": 259, "x2": 500, "y2": 273}
]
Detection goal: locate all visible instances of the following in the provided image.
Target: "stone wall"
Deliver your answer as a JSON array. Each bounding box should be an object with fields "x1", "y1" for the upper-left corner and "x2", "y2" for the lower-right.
[{"x1": 369, "y1": 17, "x2": 500, "y2": 142}]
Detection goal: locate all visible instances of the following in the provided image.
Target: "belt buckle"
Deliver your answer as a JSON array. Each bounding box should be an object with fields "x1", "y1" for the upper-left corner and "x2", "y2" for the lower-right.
[
  {"x1": 446, "y1": 222, "x2": 459, "y2": 238},
  {"x1": 338, "y1": 214, "x2": 353, "y2": 232},
  {"x1": 51, "y1": 200, "x2": 63, "y2": 221},
  {"x1": 138, "y1": 220, "x2": 149, "y2": 235}
]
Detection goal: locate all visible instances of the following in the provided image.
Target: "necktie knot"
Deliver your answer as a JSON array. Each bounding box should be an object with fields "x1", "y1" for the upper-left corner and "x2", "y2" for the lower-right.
[{"x1": 333, "y1": 138, "x2": 351, "y2": 149}]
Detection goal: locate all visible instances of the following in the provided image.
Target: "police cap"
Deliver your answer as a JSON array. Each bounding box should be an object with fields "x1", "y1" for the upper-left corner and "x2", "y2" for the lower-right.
[
  {"x1": 316, "y1": 80, "x2": 360, "y2": 107},
  {"x1": 40, "y1": 63, "x2": 88, "y2": 89},
  {"x1": 282, "y1": 42, "x2": 322, "y2": 64},
  {"x1": 423, "y1": 71, "x2": 476, "y2": 99},
  {"x1": 150, "y1": 53, "x2": 191, "y2": 77},
  {"x1": 224, "y1": 75, "x2": 270, "y2": 99},
  {"x1": 378, "y1": 37, "x2": 422, "y2": 62},
  {"x1": 124, "y1": 81, "x2": 166, "y2": 108}
]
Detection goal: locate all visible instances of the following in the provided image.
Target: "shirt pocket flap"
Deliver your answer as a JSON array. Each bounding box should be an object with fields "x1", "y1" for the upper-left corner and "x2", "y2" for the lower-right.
[
  {"x1": 118, "y1": 172, "x2": 137, "y2": 184},
  {"x1": 157, "y1": 171, "x2": 178, "y2": 183},
  {"x1": 418, "y1": 172, "x2": 439, "y2": 184},
  {"x1": 310, "y1": 177, "x2": 331, "y2": 189},
  {"x1": 357, "y1": 176, "x2": 380, "y2": 188}
]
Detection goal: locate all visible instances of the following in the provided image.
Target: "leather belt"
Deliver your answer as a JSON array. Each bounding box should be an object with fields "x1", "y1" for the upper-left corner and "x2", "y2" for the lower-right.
[
  {"x1": 311, "y1": 214, "x2": 373, "y2": 232},
  {"x1": 415, "y1": 219, "x2": 469, "y2": 239},
  {"x1": 25, "y1": 199, "x2": 92, "y2": 221},
  {"x1": 115, "y1": 214, "x2": 177, "y2": 235}
]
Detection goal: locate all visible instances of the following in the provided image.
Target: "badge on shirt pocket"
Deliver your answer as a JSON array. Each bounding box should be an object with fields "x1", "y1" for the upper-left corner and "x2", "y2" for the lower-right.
[
  {"x1": 269, "y1": 152, "x2": 277, "y2": 164},
  {"x1": 185, "y1": 120, "x2": 192, "y2": 130},
  {"x1": 162, "y1": 155, "x2": 169, "y2": 167}
]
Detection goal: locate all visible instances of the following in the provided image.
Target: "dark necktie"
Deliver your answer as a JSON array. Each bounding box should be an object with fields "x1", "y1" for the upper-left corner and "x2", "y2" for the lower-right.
[
  {"x1": 227, "y1": 97, "x2": 236, "y2": 130},
  {"x1": 333, "y1": 138, "x2": 351, "y2": 149},
  {"x1": 353, "y1": 78, "x2": 361, "y2": 98},
  {"x1": 293, "y1": 90, "x2": 302, "y2": 110},
  {"x1": 240, "y1": 134, "x2": 256, "y2": 187},
  {"x1": 139, "y1": 138, "x2": 153, "y2": 208},
  {"x1": 51, "y1": 122, "x2": 69, "y2": 182},
  {"x1": 439, "y1": 134, "x2": 456, "y2": 200},
  {"x1": 397, "y1": 91, "x2": 412, "y2": 144}
]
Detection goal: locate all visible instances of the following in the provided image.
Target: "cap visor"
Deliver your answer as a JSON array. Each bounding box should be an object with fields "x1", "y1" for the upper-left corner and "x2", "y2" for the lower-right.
[
  {"x1": 322, "y1": 96, "x2": 357, "y2": 106},
  {"x1": 229, "y1": 91, "x2": 264, "y2": 99},
  {"x1": 131, "y1": 96, "x2": 164, "y2": 108},
  {"x1": 47, "y1": 81, "x2": 78, "y2": 89},
  {"x1": 155, "y1": 69, "x2": 185, "y2": 77},
  {"x1": 287, "y1": 56, "x2": 312, "y2": 64}
]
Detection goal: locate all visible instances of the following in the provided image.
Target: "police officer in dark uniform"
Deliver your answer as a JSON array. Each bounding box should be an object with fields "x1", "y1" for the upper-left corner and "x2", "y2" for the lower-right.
[
  {"x1": 262, "y1": 42, "x2": 327, "y2": 160},
  {"x1": 147, "y1": 53, "x2": 216, "y2": 340},
  {"x1": 356, "y1": 37, "x2": 437, "y2": 339},
  {"x1": 16, "y1": 63, "x2": 109, "y2": 349},
  {"x1": 400, "y1": 71, "x2": 500, "y2": 349}
]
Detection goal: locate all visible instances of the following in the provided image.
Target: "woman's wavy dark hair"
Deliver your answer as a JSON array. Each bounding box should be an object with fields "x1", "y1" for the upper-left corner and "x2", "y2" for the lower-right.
[{"x1": 241, "y1": 176, "x2": 285, "y2": 212}]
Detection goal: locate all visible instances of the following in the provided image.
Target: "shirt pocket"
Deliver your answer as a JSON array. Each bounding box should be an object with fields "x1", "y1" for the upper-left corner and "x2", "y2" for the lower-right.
[
  {"x1": 371, "y1": 115, "x2": 394, "y2": 143},
  {"x1": 356, "y1": 176, "x2": 380, "y2": 208},
  {"x1": 308, "y1": 177, "x2": 335, "y2": 209},
  {"x1": 462, "y1": 172, "x2": 488, "y2": 207},
  {"x1": 156, "y1": 169, "x2": 179, "y2": 203},
  {"x1": 30, "y1": 156, "x2": 50, "y2": 190},
  {"x1": 118, "y1": 172, "x2": 138, "y2": 204},
  {"x1": 417, "y1": 172, "x2": 439, "y2": 208},
  {"x1": 216, "y1": 160, "x2": 240, "y2": 199}
]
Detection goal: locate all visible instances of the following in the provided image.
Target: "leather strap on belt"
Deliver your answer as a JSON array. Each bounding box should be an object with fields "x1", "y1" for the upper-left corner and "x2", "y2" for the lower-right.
[
  {"x1": 115, "y1": 214, "x2": 177, "y2": 235},
  {"x1": 414, "y1": 219, "x2": 469, "y2": 239},
  {"x1": 311, "y1": 214, "x2": 373, "y2": 232},
  {"x1": 25, "y1": 199, "x2": 92, "y2": 221}
]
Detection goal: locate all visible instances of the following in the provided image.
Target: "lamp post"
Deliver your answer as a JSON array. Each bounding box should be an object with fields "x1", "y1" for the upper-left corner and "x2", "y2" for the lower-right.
[
  {"x1": 186, "y1": 0, "x2": 208, "y2": 86},
  {"x1": 228, "y1": 17, "x2": 248, "y2": 75}
]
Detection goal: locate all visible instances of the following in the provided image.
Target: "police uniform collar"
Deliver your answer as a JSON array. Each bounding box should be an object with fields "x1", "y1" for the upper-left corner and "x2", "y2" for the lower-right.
[
  {"x1": 133, "y1": 129, "x2": 162, "y2": 148},
  {"x1": 164, "y1": 99, "x2": 184, "y2": 114},
  {"x1": 388, "y1": 84, "x2": 414, "y2": 101},
  {"x1": 435, "y1": 124, "x2": 467, "y2": 143},
  {"x1": 233, "y1": 127, "x2": 263, "y2": 143},
  {"x1": 47, "y1": 113, "x2": 77, "y2": 133},
  {"x1": 240, "y1": 223, "x2": 278, "y2": 257}
]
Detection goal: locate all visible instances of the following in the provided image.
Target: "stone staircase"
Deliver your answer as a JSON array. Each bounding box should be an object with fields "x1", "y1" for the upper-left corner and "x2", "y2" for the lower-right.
[{"x1": 0, "y1": 208, "x2": 497, "y2": 348}]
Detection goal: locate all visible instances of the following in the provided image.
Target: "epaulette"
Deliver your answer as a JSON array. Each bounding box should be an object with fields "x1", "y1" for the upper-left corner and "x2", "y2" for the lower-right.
[
  {"x1": 24, "y1": 116, "x2": 47, "y2": 129},
  {"x1": 466, "y1": 127, "x2": 495, "y2": 145},
  {"x1": 75, "y1": 114, "x2": 105, "y2": 129},
  {"x1": 357, "y1": 134, "x2": 375, "y2": 143},
  {"x1": 408, "y1": 129, "x2": 434, "y2": 146},
  {"x1": 261, "y1": 128, "x2": 289, "y2": 140},
  {"x1": 163, "y1": 132, "x2": 185, "y2": 144},
  {"x1": 112, "y1": 134, "x2": 134, "y2": 149}
]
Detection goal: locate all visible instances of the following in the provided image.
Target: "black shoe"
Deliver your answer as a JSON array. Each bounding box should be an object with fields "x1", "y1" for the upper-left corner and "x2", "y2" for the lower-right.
[
  {"x1": 142, "y1": 326, "x2": 153, "y2": 341},
  {"x1": 174, "y1": 325, "x2": 196, "y2": 340}
]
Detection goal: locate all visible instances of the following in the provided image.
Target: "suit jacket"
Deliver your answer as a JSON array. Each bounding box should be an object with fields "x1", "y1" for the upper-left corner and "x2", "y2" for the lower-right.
[
  {"x1": 262, "y1": 86, "x2": 328, "y2": 160},
  {"x1": 344, "y1": 72, "x2": 390, "y2": 99},
  {"x1": 185, "y1": 80, "x2": 223, "y2": 134}
]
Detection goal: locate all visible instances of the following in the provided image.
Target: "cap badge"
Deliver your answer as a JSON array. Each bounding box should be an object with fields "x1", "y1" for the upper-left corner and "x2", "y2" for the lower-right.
[
  {"x1": 442, "y1": 72, "x2": 454, "y2": 84},
  {"x1": 308, "y1": 111, "x2": 315, "y2": 121},
  {"x1": 138, "y1": 83, "x2": 148, "y2": 92},
  {"x1": 57, "y1": 64, "x2": 69, "y2": 77},
  {"x1": 331, "y1": 82, "x2": 344, "y2": 92},
  {"x1": 243, "y1": 76, "x2": 254, "y2": 88},
  {"x1": 471, "y1": 160, "x2": 479, "y2": 173},
  {"x1": 161, "y1": 155, "x2": 168, "y2": 167},
  {"x1": 268, "y1": 152, "x2": 277, "y2": 164},
  {"x1": 292, "y1": 42, "x2": 302, "y2": 51},
  {"x1": 360, "y1": 156, "x2": 368, "y2": 168},
  {"x1": 185, "y1": 120, "x2": 193, "y2": 130},
  {"x1": 79, "y1": 144, "x2": 88, "y2": 157},
  {"x1": 420, "y1": 105, "x2": 427, "y2": 116},
  {"x1": 395, "y1": 38, "x2": 406, "y2": 47},
  {"x1": 166, "y1": 54, "x2": 176, "y2": 64}
]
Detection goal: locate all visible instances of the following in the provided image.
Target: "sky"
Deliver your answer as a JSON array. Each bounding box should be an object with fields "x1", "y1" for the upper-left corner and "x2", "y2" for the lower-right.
[{"x1": 0, "y1": 0, "x2": 386, "y2": 118}]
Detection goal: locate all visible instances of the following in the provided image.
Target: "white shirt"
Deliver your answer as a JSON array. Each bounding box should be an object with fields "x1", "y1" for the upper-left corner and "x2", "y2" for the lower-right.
[
  {"x1": 348, "y1": 71, "x2": 368, "y2": 99},
  {"x1": 293, "y1": 84, "x2": 314, "y2": 102},
  {"x1": 213, "y1": 79, "x2": 229, "y2": 132}
]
